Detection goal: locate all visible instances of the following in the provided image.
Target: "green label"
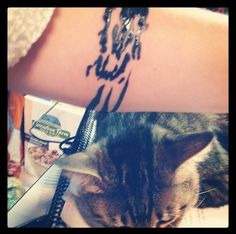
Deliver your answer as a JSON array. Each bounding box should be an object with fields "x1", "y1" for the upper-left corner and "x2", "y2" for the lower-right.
[{"x1": 32, "y1": 120, "x2": 70, "y2": 139}]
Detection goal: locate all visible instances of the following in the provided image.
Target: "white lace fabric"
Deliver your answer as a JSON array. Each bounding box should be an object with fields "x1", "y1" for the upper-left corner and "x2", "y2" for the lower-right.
[{"x1": 8, "y1": 8, "x2": 55, "y2": 68}]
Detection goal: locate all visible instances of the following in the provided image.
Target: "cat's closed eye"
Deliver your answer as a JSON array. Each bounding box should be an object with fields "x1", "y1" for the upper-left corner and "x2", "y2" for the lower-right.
[
  {"x1": 156, "y1": 217, "x2": 175, "y2": 228},
  {"x1": 56, "y1": 112, "x2": 228, "y2": 228},
  {"x1": 179, "y1": 205, "x2": 187, "y2": 210}
]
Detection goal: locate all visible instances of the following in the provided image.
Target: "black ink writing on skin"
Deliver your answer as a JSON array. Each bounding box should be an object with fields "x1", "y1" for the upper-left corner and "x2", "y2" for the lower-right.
[
  {"x1": 87, "y1": 85, "x2": 105, "y2": 110},
  {"x1": 100, "y1": 88, "x2": 113, "y2": 112},
  {"x1": 98, "y1": 8, "x2": 114, "y2": 53},
  {"x1": 92, "y1": 73, "x2": 130, "y2": 112},
  {"x1": 86, "y1": 53, "x2": 131, "y2": 81},
  {"x1": 111, "y1": 72, "x2": 130, "y2": 112},
  {"x1": 112, "y1": 8, "x2": 149, "y2": 60},
  {"x1": 86, "y1": 8, "x2": 149, "y2": 111},
  {"x1": 118, "y1": 77, "x2": 125, "y2": 84}
]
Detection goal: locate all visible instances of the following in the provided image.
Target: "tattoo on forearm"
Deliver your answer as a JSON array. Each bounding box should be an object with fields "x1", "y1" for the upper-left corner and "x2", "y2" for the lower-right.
[{"x1": 86, "y1": 8, "x2": 149, "y2": 111}]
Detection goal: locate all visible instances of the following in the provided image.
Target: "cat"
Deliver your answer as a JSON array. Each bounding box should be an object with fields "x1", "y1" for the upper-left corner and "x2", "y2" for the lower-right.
[{"x1": 55, "y1": 112, "x2": 228, "y2": 228}]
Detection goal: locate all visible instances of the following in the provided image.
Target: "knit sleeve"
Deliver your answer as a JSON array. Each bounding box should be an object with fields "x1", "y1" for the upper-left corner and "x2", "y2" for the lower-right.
[{"x1": 8, "y1": 8, "x2": 55, "y2": 68}]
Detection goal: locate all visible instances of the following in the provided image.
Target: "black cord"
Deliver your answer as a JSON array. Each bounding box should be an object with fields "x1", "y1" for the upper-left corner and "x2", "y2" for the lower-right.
[
  {"x1": 47, "y1": 109, "x2": 96, "y2": 228},
  {"x1": 19, "y1": 109, "x2": 96, "y2": 228}
]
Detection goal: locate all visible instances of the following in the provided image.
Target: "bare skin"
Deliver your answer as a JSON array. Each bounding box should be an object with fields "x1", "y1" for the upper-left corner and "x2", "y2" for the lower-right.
[{"x1": 8, "y1": 8, "x2": 228, "y2": 113}]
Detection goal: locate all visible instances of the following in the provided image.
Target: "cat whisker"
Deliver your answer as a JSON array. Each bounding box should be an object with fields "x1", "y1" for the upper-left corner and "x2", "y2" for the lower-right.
[
  {"x1": 92, "y1": 217, "x2": 105, "y2": 222},
  {"x1": 198, "y1": 187, "x2": 217, "y2": 195},
  {"x1": 196, "y1": 196, "x2": 206, "y2": 208},
  {"x1": 168, "y1": 223, "x2": 175, "y2": 228}
]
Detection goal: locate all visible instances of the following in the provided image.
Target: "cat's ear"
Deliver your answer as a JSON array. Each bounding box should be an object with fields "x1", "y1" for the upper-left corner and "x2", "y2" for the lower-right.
[
  {"x1": 55, "y1": 144, "x2": 101, "y2": 180},
  {"x1": 164, "y1": 131, "x2": 213, "y2": 170}
]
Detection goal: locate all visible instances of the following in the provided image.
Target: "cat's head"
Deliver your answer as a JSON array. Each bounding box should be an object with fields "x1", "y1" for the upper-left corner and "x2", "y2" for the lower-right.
[{"x1": 56, "y1": 128, "x2": 213, "y2": 228}]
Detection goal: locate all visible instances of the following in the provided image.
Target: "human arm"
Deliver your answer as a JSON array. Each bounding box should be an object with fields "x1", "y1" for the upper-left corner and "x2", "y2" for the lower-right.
[{"x1": 8, "y1": 7, "x2": 228, "y2": 113}]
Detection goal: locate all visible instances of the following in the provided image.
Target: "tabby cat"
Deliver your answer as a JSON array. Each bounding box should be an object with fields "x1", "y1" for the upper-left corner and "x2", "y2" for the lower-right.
[{"x1": 56, "y1": 112, "x2": 228, "y2": 228}]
